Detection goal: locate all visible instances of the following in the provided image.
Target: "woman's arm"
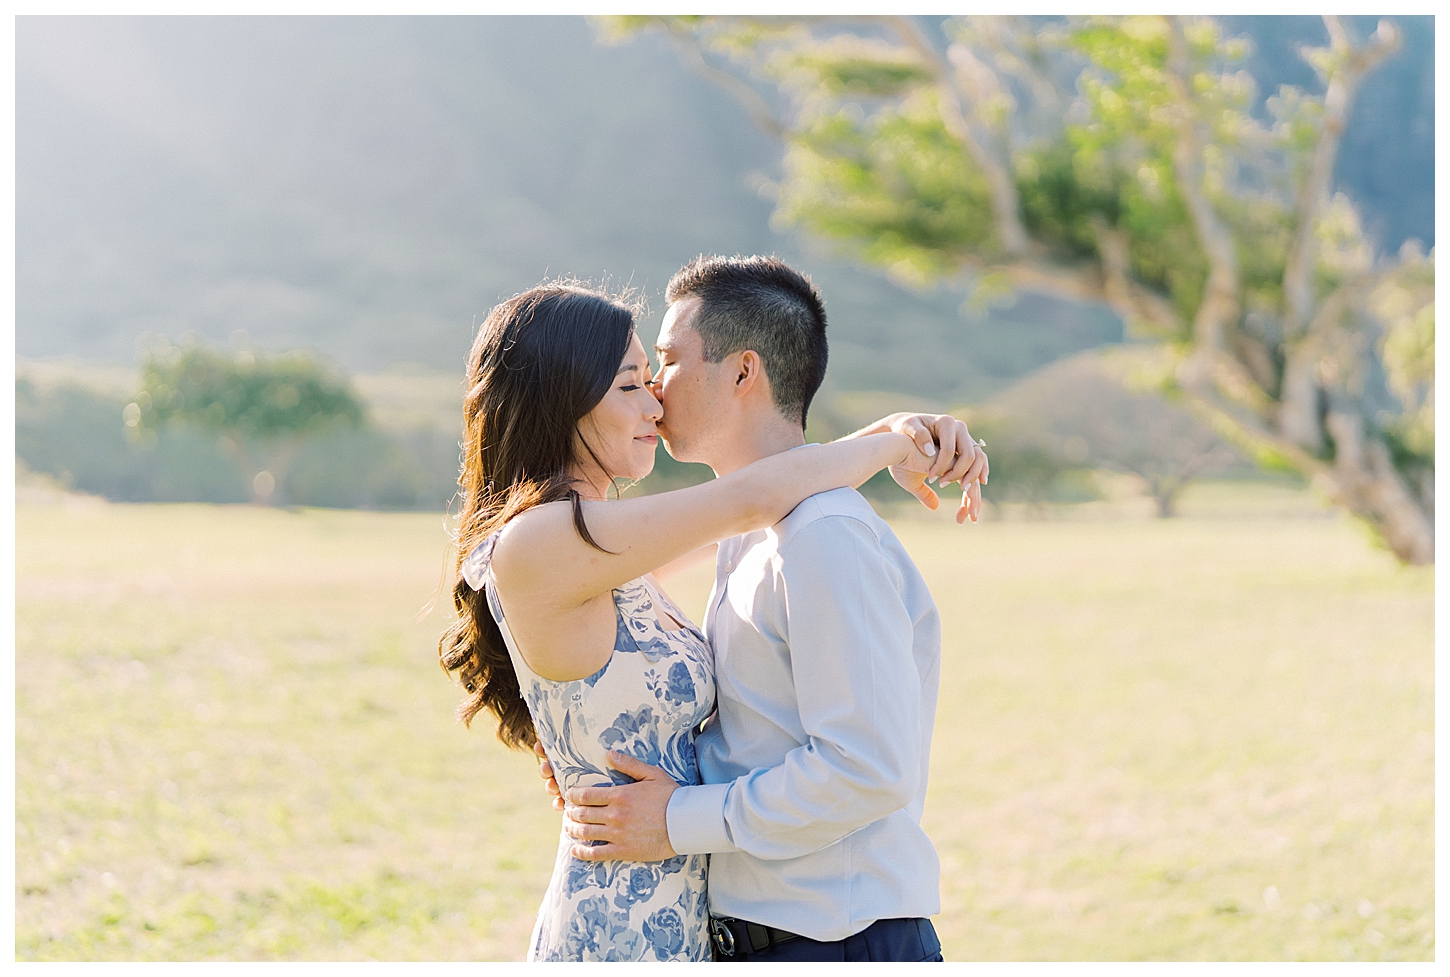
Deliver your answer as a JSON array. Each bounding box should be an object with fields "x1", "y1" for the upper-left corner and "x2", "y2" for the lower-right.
[
  {"x1": 492, "y1": 432, "x2": 929, "y2": 612},
  {"x1": 844, "y1": 412, "x2": 989, "y2": 487},
  {"x1": 845, "y1": 412, "x2": 990, "y2": 524},
  {"x1": 649, "y1": 542, "x2": 718, "y2": 584}
]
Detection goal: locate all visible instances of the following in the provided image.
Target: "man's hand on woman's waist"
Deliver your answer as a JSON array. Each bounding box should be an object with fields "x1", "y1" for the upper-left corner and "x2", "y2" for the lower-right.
[{"x1": 560, "y1": 751, "x2": 680, "y2": 862}]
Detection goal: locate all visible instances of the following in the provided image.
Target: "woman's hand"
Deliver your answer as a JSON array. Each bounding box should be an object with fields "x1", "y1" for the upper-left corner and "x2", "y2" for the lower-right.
[{"x1": 870, "y1": 413, "x2": 990, "y2": 524}]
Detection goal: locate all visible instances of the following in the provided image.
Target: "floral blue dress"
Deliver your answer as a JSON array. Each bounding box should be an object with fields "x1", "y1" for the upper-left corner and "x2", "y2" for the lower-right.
[{"x1": 461, "y1": 532, "x2": 715, "y2": 962}]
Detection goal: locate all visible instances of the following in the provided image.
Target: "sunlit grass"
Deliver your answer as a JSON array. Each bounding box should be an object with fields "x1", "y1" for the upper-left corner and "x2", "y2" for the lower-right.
[{"x1": 14, "y1": 483, "x2": 1432, "y2": 960}]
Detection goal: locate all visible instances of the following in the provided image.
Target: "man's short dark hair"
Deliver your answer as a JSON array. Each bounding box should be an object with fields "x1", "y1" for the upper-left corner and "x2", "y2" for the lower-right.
[{"x1": 665, "y1": 255, "x2": 828, "y2": 428}]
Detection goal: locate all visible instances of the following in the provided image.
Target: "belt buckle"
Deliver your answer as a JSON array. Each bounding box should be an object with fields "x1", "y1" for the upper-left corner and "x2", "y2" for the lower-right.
[{"x1": 709, "y1": 917, "x2": 737, "y2": 958}]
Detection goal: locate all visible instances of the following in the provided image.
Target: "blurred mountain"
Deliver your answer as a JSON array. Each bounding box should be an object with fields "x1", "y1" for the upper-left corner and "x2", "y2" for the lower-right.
[{"x1": 16, "y1": 15, "x2": 1432, "y2": 411}]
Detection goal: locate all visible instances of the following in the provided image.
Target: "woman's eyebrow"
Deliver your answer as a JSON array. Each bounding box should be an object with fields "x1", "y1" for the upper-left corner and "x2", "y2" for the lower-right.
[{"x1": 616, "y1": 362, "x2": 641, "y2": 376}]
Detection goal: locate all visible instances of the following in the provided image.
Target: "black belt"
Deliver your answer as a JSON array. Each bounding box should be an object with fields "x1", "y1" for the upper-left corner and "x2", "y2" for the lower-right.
[{"x1": 709, "y1": 916, "x2": 802, "y2": 958}]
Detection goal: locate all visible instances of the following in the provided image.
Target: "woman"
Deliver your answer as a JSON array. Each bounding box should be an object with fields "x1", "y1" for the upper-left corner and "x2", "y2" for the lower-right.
[{"x1": 438, "y1": 282, "x2": 953, "y2": 962}]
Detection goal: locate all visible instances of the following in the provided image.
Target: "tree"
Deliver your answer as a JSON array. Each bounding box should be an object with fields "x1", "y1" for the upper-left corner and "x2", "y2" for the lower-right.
[
  {"x1": 948, "y1": 410, "x2": 1083, "y2": 516},
  {"x1": 601, "y1": 15, "x2": 1434, "y2": 562},
  {"x1": 129, "y1": 341, "x2": 365, "y2": 504},
  {"x1": 989, "y1": 349, "x2": 1243, "y2": 517}
]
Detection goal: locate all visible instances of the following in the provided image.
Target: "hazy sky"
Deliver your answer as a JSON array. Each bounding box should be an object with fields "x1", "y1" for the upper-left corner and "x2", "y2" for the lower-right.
[
  {"x1": 18, "y1": 17, "x2": 784, "y2": 368},
  {"x1": 16, "y1": 15, "x2": 1434, "y2": 397}
]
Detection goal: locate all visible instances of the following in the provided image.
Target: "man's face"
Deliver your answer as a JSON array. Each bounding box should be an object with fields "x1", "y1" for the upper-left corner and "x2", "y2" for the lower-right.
[{"x1": 652, "y1": 296, "x2": 727, "y2": 465}]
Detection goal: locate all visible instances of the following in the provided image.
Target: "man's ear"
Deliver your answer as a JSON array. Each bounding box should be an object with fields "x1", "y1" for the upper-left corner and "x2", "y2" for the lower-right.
[{"x1": 730, "y1": 350, "x2": 765, "y2": 399}]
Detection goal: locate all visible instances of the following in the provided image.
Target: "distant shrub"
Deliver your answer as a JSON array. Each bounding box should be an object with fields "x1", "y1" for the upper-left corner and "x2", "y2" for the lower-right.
[{"x1": 17, "y1": 373, "x2": 452, "y2": 510}]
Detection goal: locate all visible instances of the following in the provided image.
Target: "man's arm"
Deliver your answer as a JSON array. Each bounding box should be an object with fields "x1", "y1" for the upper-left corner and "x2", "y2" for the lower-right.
[{"x1": 563, "y1": 516, "x2": 923, "y2": 862}]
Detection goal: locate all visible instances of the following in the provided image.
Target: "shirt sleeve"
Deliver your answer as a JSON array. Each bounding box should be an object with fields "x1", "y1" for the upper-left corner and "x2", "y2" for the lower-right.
[{"x1": 666, "y1": 514, "x2": 922, "y2": 859}]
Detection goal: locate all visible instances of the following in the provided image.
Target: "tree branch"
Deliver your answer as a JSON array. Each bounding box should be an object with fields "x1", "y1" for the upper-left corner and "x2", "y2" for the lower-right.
[
  {"x1": 885, "y1": 15, "x2": 1029, "y2": 255},
  {"x1": 1165, "y1": 17, "x2": 1242, "y2": 357},
  {"x1": 1087, "y1": 216, "x2": 1182, "y2": 335},
  {"x1": 664, "y1": 25, "x2": 788, "y2": 140},
  {"x1": 1281, "y1": 17, "x2": 1401, "y2": 343},
  {"x1": 1323, "y1": 395, "x2": 1433, "y2": 563},
  {"x1": 1174, "y1": 367, "x2": 1326, "y2": 477},
  {"x1": 1277, "y1": 20, "x2": 1400, "y2": 452},
  {"x1": 976, "y1": 16, "x2": 1061, "y2": 121}
]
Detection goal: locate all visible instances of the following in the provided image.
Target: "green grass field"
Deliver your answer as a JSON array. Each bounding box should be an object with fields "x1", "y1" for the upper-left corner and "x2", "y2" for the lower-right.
[{"x1": 14, "y1": 483, "x2": 1433, "y2": 960}]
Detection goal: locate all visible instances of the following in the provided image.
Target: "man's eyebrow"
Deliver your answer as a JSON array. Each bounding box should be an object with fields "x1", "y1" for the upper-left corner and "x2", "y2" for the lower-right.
[{"x1": 653, "y1": 342, "x2": 672, "y2": 354}]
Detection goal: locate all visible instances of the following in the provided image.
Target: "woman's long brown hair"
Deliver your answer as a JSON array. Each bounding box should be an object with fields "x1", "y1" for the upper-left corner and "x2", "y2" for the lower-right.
[{"x1": 438, "y1": 282, "x2": 636, "y2": 749}]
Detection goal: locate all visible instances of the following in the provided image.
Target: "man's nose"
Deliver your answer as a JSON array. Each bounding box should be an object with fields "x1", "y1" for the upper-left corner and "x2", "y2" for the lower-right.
[{"x1": 646, "y1": 376, "x2": 664, "y2": 403}]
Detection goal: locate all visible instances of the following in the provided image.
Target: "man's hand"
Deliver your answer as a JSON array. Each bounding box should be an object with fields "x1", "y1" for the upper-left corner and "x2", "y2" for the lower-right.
[
  {"x1": 535, "y1": 740, "x2": 563, "y2": 812},
  {"x1": 561, "y1": 751, "x2": 679, "y2": 862},
  {"x1": 875, "y1": 413, "x2": 989, "y2": 524}
]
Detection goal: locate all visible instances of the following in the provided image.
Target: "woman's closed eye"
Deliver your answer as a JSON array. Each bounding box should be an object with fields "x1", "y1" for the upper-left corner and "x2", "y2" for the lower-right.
[{"x1": 620, "y1": 384, "x2": 642, "y2": 392}]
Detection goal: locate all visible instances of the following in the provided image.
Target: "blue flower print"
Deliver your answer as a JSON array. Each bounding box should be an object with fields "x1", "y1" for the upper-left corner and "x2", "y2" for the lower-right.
[
  {"x1": 662, "y1": 725, "x2": 700, "y2": 787},
  {"x1": 558, "y1": 893, "x2": 645, "y2": 961},
  {"x1": 604, "y1": 928, "x2": 646, "y2": 962},
  {"x1": 588, "y1": 859, "x2": 625, "y2": 892},
  {"x1": 498, "y1": 566, "x2": 714, "y2": 960},
  {"x1": 663, "y1": 660, "x2": 696, "y2": 706},
  {"x1": 614, "y1": 864, "x2": 661, "y2": 909},
  {"x1": 643, "y1": 907, "x2": 686, "y2": 961},
  {"x1": 599, "y1": 705, "x2": 663, "y2": 768},
  {"x1": 565, "y1": 859, "x2": 595, "y2": 896},
  {"x1": 613, "y1": 599, "x2": 636, "y2": 655},
  {"x1": 617, "y1": 583, "x2": 673, "y2": 661},
  {"x1": 564, "y1": 895, "x2": 613, "y2": 959}
]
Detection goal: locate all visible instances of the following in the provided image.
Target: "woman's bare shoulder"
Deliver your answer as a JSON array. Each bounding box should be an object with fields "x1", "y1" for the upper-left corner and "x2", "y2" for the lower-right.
[{"x1": 488, "y1": 501, "x2": 575, "y2": 575}]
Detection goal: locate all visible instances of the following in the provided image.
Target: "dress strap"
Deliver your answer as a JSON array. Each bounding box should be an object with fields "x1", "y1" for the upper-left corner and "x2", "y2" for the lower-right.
[
  {"x1": 460, "y1": 531, "x2": 501, "y2": 592},
  {"x1": 460, "y1": 531, "x2": 510, "y2": 627}
]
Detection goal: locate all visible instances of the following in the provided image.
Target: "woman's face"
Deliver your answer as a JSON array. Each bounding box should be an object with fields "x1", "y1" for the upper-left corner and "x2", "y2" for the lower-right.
[{"x1": 573, "y1": 332, "x2": 664, "y2": 491}]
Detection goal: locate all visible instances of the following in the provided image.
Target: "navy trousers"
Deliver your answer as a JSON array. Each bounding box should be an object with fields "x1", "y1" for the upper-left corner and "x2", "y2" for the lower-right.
[{"x1": 717, "y1": 917, "x2": 942, "y2": 962}]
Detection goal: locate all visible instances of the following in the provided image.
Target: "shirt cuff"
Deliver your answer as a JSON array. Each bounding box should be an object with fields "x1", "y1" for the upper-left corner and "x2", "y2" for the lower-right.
[{"x1": 665, "y1": 782, "x2": 737, "y2": 855}]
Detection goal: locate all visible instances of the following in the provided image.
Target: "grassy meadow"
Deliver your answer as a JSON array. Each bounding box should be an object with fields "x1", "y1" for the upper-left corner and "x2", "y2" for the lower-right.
[{"x1": 14, "y1": 482, "x2": 1433, "y2": 961}]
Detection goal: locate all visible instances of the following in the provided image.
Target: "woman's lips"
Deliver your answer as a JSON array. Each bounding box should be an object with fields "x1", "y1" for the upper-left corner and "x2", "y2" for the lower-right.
[{"x1": 635, "y1": 435, "x2": 658, "y2": 444}]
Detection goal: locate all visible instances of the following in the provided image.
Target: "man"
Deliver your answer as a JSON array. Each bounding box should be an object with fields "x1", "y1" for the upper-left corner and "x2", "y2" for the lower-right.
[{"x1": 542, "y1": 255, "x2": 986, "y2": 962}]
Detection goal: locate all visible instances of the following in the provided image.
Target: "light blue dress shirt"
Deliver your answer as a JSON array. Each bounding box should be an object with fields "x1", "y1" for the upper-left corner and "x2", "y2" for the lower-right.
[{"x1": 664, "y1": 486, "x2": 942, "y2": 942}]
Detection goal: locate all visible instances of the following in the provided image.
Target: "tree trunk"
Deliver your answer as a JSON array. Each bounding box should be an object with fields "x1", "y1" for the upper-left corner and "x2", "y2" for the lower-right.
[
  {"x1": 1321, "y1": 401, "x2": 1433, "y2": 563},
  {"x1": 1276, "y1": 19, "x2": 1401, "y2": 455},
  {"x1": 1277, "y1": 344, "x2": 1326, "y2": 452},
  {"x1": 218, "y1": 433, "x2": 301, "y2": 507},
  {"x1": 1153, "y1": 481, "x2": 1180, "y2": 518}
]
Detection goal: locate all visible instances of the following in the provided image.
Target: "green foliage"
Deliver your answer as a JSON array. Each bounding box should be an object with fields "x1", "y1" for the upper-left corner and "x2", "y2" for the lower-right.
[
  {"x1": 1016, "y1": 142, "x2": 1121, "y2": 259},
  {"x1": 1221, "y1": 196, "x2": 1295, "y2": 312},
  {"x1": 778, "y1": 93, "x2": 997, "y2": 286},
  {"x1": 1067, "y1": 18, "x2": 1250, "y2": 328},
  {"x1": 641, "y1": 15, "x2": 1429, "y2": 555},
  {"x1": 1372, "y1": 259, "x2": 1435, "y2": 463},
  {"x1": 137, "y1": 342, "x2": 363, "y2": 441},
  {"x1": 18, "y1": 376, "x2": 251, "y2": 503},
  {"x1": 592, "y1": 15, "x2": 703, "y2": 45},
  {"x1": 777, "y1": 36, "x2": 932, "y2": 97}
]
